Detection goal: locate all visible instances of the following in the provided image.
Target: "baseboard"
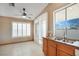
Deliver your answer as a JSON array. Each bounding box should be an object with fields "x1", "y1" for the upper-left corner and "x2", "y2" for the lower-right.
[{"x1": 0, "y1": 40, "x2": 33, "y2": 46}]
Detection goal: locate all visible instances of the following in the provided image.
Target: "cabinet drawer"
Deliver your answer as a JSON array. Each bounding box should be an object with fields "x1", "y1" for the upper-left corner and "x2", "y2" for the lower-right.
[
  {"x1": 48, "y1": 40, "x2": 56, "y2": 47},
  {"x1": 57, "y1": 43, "x2": 75, "y2": 55}
]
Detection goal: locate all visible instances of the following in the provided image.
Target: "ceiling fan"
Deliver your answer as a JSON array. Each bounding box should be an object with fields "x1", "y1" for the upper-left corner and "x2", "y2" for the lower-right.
[
  {"x1": 22, "y1": 8, "x2": 27, "y2": 16},
  {"x1": 15, "y1": 7, "x2": 32, "y2": 19},
  {"x1": 9, "y1": 3, "x2": 32, "y2": 19},
  {"x1": 21, "y1": 8, "x2": 32, "y2": 19}
]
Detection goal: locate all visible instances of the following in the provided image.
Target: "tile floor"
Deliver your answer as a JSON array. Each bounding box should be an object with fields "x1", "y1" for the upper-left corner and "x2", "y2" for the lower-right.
[{"x1": 0, "y1": 41, "x2": 44, "y2": 56}]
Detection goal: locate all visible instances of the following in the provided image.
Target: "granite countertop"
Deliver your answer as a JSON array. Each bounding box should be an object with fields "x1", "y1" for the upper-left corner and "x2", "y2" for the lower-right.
[{"x1": 46, "y1": 37, "x2": 79, "y2": 49}]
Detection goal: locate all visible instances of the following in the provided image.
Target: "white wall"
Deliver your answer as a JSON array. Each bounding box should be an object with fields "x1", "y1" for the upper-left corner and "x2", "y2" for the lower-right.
[
  {"x1": 34, "y1": 12, "x2": 48, "y2": 44},
  {"x1": 34, "y1": 17, "x2": 39, "y2": 44}
]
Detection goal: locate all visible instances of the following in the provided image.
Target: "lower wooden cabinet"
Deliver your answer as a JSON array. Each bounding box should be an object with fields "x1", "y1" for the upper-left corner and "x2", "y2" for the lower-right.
[
  {"x1": 57, "y1": 49, "x2": 71, "y2": 56},
  {"x1": 57, "y1": 43, "x2": 75, "y2": 56},
  {"x1": 47, "y1": 39, "x2": 57, "y2": 56},
  {"x1": 43, "y1": 38, "x2": 48, "y2": 55},
  {"x1": 48, "y1": 46, "x2": 56, "y2": 56},
  {"x1": 43, "y1": 37, "x2": 75, "y2": 56}
]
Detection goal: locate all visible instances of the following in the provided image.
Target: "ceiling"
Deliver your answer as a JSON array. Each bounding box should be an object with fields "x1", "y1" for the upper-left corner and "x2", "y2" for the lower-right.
[{"x1": 0, "y1": 3, "x2": 48, "y2": 20}]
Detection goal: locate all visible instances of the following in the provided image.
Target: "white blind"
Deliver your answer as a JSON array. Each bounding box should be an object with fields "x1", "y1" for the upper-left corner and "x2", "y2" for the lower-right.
[{"x1": 12, "y1": 22, "x2": 31, "y2": 38}]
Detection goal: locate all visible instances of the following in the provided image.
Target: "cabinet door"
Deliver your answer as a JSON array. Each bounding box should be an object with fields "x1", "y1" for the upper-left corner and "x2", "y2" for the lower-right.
[
  {"x1": 57, "y1": 49, "x2": 71, "y2": 56},
  {"x1": 43, "y1": 38, "x2": 48, "y2": 55},
  {"x1": 48, "y1": 46, "x2": 56, "y2": 56},
  {"x1": 57, "y1": 43, "x2": 75, "y2": 56}
]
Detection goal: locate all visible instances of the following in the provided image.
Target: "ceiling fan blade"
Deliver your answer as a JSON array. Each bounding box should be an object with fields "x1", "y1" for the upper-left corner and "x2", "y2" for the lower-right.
[{"x1": 23, "y1": 8, "x2": 26, "y2": 11}]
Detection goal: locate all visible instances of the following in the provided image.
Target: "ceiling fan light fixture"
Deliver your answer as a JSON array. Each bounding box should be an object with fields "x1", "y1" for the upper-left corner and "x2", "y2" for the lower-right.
[
  {"x1": 22, "y1": 15, "x2": 26, "y2": 18},
  {"x1": 22, "y1": 12, "x2": 27, "y2": 18},
  {"x1": 20, "y1": 8, "x2": 32, "y2": 19}
]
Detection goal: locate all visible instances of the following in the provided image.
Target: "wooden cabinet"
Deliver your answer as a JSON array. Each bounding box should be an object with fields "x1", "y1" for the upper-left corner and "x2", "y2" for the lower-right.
[
  {"x1": 57, "y1": 43, "x2": 75, "y2": 56},
  {"x1": 57, "y1": 49, "x2": 70, "y2": 56},
  {"x1": 43, "y1": 38, "x2": 48, "y2": 55},
  {"x1": 47, "y1": 40, "x2": 57, "y2": 56},
  {"x1": 43, "y1": 38, "x2": 75, "y2": 56},
  {"x1": 48, "y1": 46, "x2": 56, "y2": 56}
]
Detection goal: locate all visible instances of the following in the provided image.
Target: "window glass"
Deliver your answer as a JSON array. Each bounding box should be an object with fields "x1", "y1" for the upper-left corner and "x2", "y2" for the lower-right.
[
  {"x1": 18, "y1": 23, "x2": 22, "y2": 37},
  {"x1": 67, "y1": 4, "x2": 79, "y2": 39},
  {"x1": 55, "y1": 9, "x2": 65, "y2": 38},
  {"x1": 27, "y1": 23, "x2": 31, "y2": 36},
  {"x1": 12, "y1": 23, "x2": 17, "y2": 37},
  {"x1": 23, "y1": 23, "x2": 27, "y2": 36}
]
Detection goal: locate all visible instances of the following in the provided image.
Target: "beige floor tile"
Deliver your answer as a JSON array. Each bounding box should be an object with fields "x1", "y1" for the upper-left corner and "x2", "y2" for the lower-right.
[{"x1": 0, "y1": 41, "x2": 44, "y2": 56}]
